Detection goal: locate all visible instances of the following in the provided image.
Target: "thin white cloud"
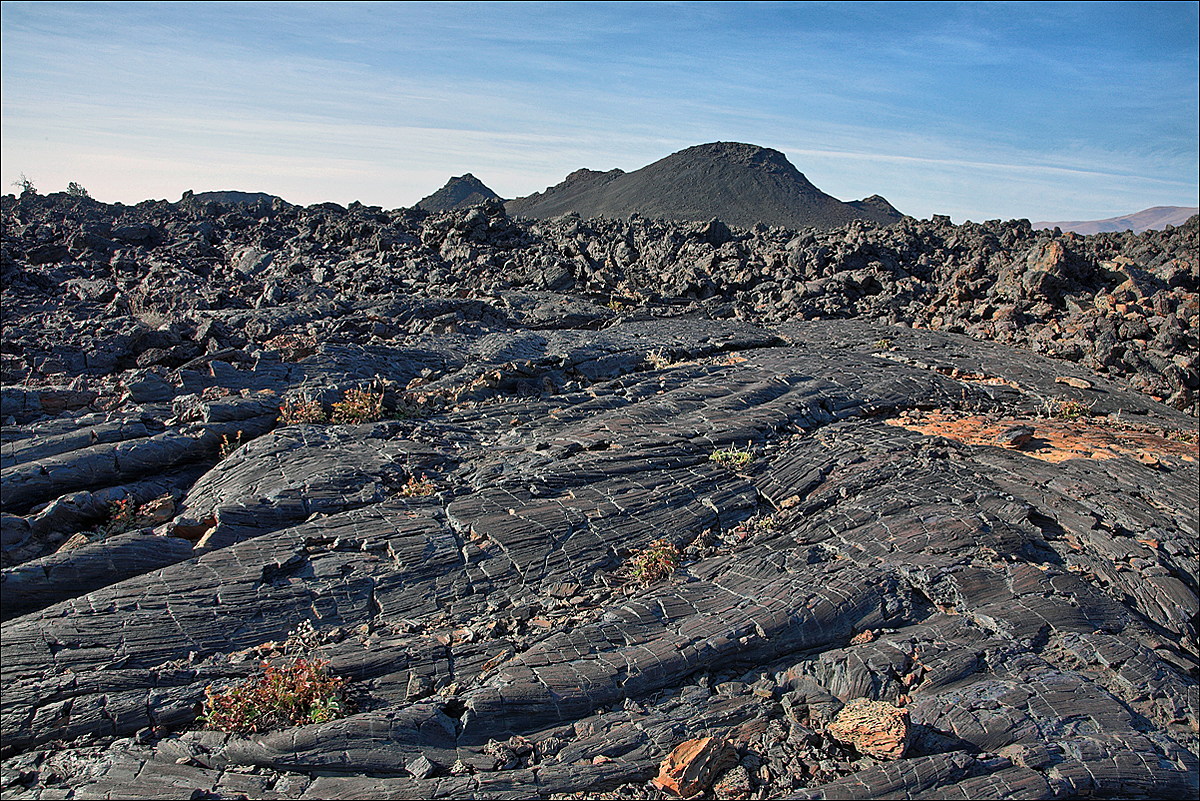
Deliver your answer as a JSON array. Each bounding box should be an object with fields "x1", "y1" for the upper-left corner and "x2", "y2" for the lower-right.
[{"x1": 2, "y1": 1, "x2": 1195, "y2": 221}]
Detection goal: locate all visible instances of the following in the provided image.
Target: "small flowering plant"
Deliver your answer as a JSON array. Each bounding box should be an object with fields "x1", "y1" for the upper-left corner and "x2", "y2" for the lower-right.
[
  {"x1": 330, "y1": 388, "x2": 385, "y2": 424},
  {"x1": 200, "y1": 658, "x2": 348, "y2": 733},
  {"x1": 628, "y1": 539, "x2": 681, "y2": 584},
  {"x1": 99, "y1": 498, "x2": 139, "y2": 538},
  {"x1": 279, "y1": 397, "x2": 328, "y2": 424},
  {"x1": 398, "y1": 473, "x2": 437, "y2": 497}
]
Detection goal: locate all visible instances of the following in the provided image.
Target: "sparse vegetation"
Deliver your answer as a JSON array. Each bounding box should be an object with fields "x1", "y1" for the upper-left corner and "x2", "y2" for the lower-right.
[
  {"x1": 388, "y1": 395, "x2": 428, "y2": 420},
  {"x1": 280, "y1": 397, "x2": 328, "y2": 424},
  {"x1": 280, "y1": 390, "x2": 420, "y2": 426},
  {"x1": 93, "y1": 494, "x2": 175, "y2": 540},
  {"x1": 66, "y1": 181, "x2": 90, "y2": 198},
  {"x1": 200, "y1": 658, "x2": 348, "y2": 734},
  {"x1": 646, "y1": 348, "x2": 673, "y2": 370},
  {"x1": 709, "y1": 443, "x2": 754, "y2": 469},
  {"x1": 724, "y1": 513, "x2": 781, "y2": 545},
  {"x1": 873, "y1": 338, "x2": 893, "y2": 350},
  {"x1": 99, "y1": 498, "x2": 139, "y2": 538},
  {"x1": 1165, "y1": 427, "x2": 1198, "y2": 445},
  {"x1": 398, "y1": 473, "x2": 436, "y2": 497},
  {"x1": 330, "y1": 387, "x2": 385, "y2": 424},
  {"x1": 747, "y1": 513, "x2": 780, "y2": 534},
  {"x1": 1049, "y1": 398, "x2": 1094, "y2": 421},
  {"x1": 12, "y1": 173, "x2": 36, "y2": 195},
  {"x1": 628, "y1": 539, "x2": 681, "y2": 584},
  {"x1": 218, "y1": 430, "x2": 246, "y2": 459}
]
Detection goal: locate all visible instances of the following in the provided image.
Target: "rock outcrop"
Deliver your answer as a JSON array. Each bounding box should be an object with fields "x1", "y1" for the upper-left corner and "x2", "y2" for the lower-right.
[{"x1": 1, "y1": 189, "x2": 1197, "y2": 800}]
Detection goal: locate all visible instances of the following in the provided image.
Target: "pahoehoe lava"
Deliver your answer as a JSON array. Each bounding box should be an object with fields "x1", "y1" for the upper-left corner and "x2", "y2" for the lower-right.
[{"x1": 0, "y1": 183, "x2": 1197, "y2": 800}]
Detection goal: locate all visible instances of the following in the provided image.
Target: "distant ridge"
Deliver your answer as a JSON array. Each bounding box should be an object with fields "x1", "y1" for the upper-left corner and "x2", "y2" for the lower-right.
[
  {"x1": 417, "y1": 173, "x2": 503, "y2": 212},
  {"x1": 1034, "y1": 206, "x2": 1198, "y2": 235},
  {"x1": 505, "y1": 142, "x2": 904, "y2": 230},
  {"x1": 177, "y1": 190, "x2": 284, "y2": 208}
]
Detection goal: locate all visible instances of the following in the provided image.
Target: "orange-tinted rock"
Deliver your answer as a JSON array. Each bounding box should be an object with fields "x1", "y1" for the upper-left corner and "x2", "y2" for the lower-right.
[
  {"x1": 889, "y1": 410, "x2": 1197, "y2": 465},
  {"x1": 652, "y1": 736, "x2": 738, "y2": 798},
  {"x1": 826, "y1": 698, "x2": 910, "y2": 760}
]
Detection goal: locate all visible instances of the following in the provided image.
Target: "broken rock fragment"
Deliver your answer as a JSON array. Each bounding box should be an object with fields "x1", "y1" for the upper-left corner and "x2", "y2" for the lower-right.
[
  {"x1": 825, "y1": 698, "x2": 910, "y2": 760},
  {"x1": 653, "y1": 736, "x2": 739, "y2": 798},
  {"x1": 995, "y1": 424, "x2": 1034, "y2": 448}
]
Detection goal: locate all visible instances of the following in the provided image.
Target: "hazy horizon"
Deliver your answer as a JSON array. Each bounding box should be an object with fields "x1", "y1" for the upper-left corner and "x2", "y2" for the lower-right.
[{"x1": 2, "y1": 1, "x2": 1197, "y2": 223}]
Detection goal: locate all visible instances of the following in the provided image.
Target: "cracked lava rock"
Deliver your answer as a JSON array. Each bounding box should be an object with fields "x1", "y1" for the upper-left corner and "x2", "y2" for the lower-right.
[{"x1": 0, "y1": 191, "x2": 1197, "y2": 800}]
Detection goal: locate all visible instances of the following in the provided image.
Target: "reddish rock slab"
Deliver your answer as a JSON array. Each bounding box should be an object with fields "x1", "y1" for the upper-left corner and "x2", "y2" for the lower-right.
[{"x1": 653, "y1": 736, "x2": 739, "y2": 798}]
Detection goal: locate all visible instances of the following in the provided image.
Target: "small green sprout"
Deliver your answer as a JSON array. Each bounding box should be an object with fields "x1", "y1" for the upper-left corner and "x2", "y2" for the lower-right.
[{"x1": 709, "y1": 444, "x2": 754, "y2": 469}]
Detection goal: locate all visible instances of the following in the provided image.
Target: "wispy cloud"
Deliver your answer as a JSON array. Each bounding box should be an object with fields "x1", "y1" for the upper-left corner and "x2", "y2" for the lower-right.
[{"x1": 2, "y1": 1, "x2": 1195, "y2": 220}]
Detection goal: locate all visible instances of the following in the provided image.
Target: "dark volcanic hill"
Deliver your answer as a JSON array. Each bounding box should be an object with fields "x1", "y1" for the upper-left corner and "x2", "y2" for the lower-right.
[
  {"x1": 506, "y1": 141, "x2": 904, "y2": 229},
  {"x1": 416, "y1": 173, "x2": 503, "y2": 212},
  {"x1": 1035, "y1": 205, "x2": 1200, "y2": 235}
]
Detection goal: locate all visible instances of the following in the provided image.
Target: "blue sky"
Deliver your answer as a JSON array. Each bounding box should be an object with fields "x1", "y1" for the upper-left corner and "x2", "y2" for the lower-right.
[{"x1": 2, "y1": 1, "x2": 1197, "y2": 221}]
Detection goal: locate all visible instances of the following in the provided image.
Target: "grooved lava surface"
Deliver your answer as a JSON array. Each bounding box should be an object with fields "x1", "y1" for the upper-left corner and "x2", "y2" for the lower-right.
[{"x1": 1, "y1": 193, "x2": 1197, "y2": 800}]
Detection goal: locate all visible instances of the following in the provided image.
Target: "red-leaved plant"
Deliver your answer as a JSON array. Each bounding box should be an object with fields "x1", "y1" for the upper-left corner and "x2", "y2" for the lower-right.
[{"x1": 201, "y1": 658, "x2": 348, "y2": 733}]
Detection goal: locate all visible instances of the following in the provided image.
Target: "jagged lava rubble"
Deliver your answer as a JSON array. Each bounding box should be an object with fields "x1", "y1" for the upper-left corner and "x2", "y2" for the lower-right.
[{"x1": 0, "y1": 189, "x2": 1197, "y2": 800}]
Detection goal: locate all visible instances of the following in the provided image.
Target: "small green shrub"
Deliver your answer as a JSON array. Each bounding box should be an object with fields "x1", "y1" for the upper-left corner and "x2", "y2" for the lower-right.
[
  {"x1": 873, "y1": 338, "x2": 892, "y2": 350},
  {"x1": 709, "y1": 444, "x2": 753, "y2": 469},
  {"x1": 66, "y1": 181, "x2": 90, "y2": 198},
  {"x1": 330, "y1": 388, "x2": 384, "y2": 424},
  {"x1": 1052, "y1": 399, "x2": 1092, "y2": 421},
  {"x1": 280, "y1": 398, "x2": 328, "y2": 424},
  {"x1": 628, "y1": 539, "x2": 681, "y2": 584},
  {"x1": 201, "y1": 658, "x2": 348, "y2": 734}
]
